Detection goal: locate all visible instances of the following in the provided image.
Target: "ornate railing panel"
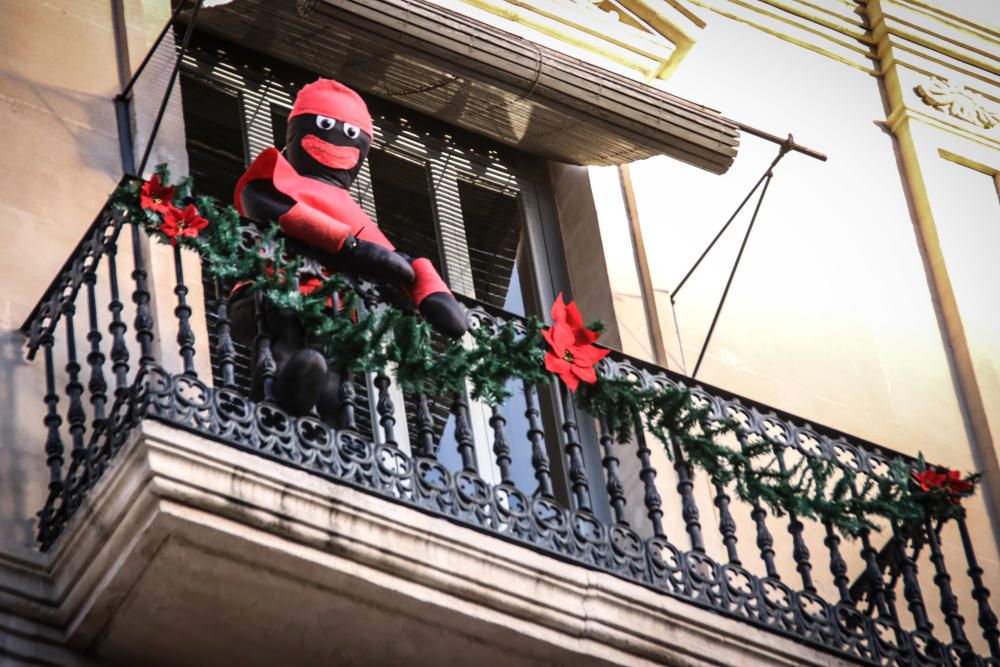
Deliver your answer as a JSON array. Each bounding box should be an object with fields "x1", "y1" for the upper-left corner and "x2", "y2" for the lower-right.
[{"x1": 21, "y1": 192, "x2": 1000, "y2": 666}]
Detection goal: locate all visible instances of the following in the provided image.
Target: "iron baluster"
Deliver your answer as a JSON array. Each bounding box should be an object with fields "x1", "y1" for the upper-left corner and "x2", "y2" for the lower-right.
[
  {"x1": 859, "y1": 526, "x2": 891, "y2": 619},
  {"x1": 634, "y1": 421, "x2": 665, "y2": 538},
  {"x1": 129, "y1": 220, "x2": 155, "y2": 366},
  {"x1": 253, "y1": 293, "x2": 276, "y2": 401},
  {"x1": 172, "y1": 245, "x2": 197, "y2": 376},
  {"x1": 490, "y1": 405, "x2": 513, "y2": 485},
  {"x1": 714, "y1": 480, "x2": 740, "y2": 565},
  {"x1": 84, "y1": 272, "x2": 108, "y2": 429},
  {"x1": 925, "y1": 518, "x2": 973, "y2": 662},
  {"x1": 451, "y1": 393, "x2": 476, "y2": 472},
  {"x1": 84, "y1": 270, "x2": 107, "y2": 482},
  {"x1": 24, "y1": 202, "x2": 1000, "y2": 663},
  {"x1": 414, "y1": 391, "x2": 436, "y2": 458},
  {"x1": 597, "y1": 414, "x2": 628, "y2": 525},
  {"x1": 824, "y1": 520, "x2": 851, "y2": 602},
  {"x1": 212, "y1": 280, "x2": 236, "y2": 388},
  {"x1": 774, "y1": 444, "x2": 815, "y2": 592},
  {"x1": 40, "y1": 336, "x2": 64, "y2": 538},
  {"x1": 339, "y1": 372, "x2": 357, "y2": 430},
  {"x1": 752, "y1": 504, "x2": 780, "y2": 579},
  {"x1": 956, "y1": 512, "x2": 1000, "y2": 657},
  {"x1": 696, "y1": 412, "x2": 738, "y2": 562},
  {"x1": 559, "y1": 383, "x2": 591, "y2": 512},
  {"x1": 374, "y1": 372, "x2": 397, "y2": 448},
  {"x1": 883, "y1": 566, "x2": 902, "y2": 628},
  {"x1": 105, "y1": 243, "x2": 130, "y2": 396},
  {"x1": 62, "y1": 306, "x2": 87, "y2": 484},
  {"x1": 735, "y1": 431, "x2": 779, "y2": 578},
  {"x1": 670, "y1": 434, "x2": 705, "y2": 552},
  {"x1": 892, "y1": 522, "x2": 933, "y2": 635},
  {"x1": 524, "y1": 382, "x2": 554, "y2": 499},
  {"x1": 844, "y1": 474, "x2": 901, "y2": 625}
]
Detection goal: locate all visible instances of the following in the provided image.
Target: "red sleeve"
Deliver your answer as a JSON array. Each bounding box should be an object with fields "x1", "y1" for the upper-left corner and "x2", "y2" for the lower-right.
[
  {"x1": 233, "y1": 148, "x2": 282, "y2": 215},
  {"x1": 278, "y1": 202, "x2": 350, "y2": 254}
]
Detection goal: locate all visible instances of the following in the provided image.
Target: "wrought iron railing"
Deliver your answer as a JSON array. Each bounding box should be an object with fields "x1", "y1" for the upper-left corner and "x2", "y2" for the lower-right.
[{"x1": 21, "y1": 185, "x2": 1000, "y2": 666}]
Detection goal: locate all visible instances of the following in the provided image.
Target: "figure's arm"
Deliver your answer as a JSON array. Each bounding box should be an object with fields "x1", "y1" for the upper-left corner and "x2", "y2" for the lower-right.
[
  {"x1": 240, "y1": 179, "x2": 350, "y2": 254},
  {"x1": 239, "y1": 179, "x2": 414, "y2": 284},
  {"x1": 404, "y1": 257, "x2": 467, "y2": 338}
]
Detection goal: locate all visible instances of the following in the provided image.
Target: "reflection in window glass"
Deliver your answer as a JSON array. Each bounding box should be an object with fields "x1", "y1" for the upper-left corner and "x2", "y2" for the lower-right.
[
  {"x1": 457, "y1": 180, "x2": 524, "y2": 313},
  {"x1": 179, "y1": 76, "x2": 245, "y2": 202},
  {"x1": 367, "y1": 149, "x2": 441, "y2": 267}
]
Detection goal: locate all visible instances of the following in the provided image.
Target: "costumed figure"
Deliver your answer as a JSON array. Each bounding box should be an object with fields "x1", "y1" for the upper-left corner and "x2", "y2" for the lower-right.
[{"x1": 230, "y1": 78, "x2": 467, "y2": 422}]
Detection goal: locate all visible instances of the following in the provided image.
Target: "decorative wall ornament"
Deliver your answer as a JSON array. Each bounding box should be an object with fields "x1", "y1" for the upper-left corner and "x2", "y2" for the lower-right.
[{"x1": 915, "y1": 76, "x2": 1000, "y2": 130}]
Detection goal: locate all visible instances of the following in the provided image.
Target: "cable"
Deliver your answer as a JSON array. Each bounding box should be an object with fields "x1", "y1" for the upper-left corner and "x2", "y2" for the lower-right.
[
  {"x1": 137, "y1": 0, "x2": 205, "y2": 176},
  {"x1": 691, "y1": 169, "x2": 774, "y2": 378},
  {"x1": 671, "y1": 141, "x2": 792, "y2": 301}
]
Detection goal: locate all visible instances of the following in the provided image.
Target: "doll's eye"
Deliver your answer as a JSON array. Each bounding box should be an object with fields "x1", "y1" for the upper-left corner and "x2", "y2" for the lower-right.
[
  {"x1": 315, "y1": 115, "x2": 336, "y2": 131},
  {"x1": 342, "y1": 123, "x2": 360, "y2": 139}
]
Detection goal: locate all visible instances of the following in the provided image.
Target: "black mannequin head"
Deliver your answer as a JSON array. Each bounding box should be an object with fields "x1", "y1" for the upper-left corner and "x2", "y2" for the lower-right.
[
  {"x1": 283, "y1": 113, "x2": 371, "y2": 189},
  {"x1": 282, "y1": 79, "x2": 375, "y2": 189}
]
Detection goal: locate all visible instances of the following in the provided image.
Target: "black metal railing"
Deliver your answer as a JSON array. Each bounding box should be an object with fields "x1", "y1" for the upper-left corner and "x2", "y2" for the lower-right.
[{"x1": 21, "y1": 187, "x2": 1000, "y2": 666}]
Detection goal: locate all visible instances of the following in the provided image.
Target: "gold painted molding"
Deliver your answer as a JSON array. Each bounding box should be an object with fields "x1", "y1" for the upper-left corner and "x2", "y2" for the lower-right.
[
  {"x1": 866, "y1": 0, "x2": 1000, "y2": 543},
  {"x1": 681, "y1": 0, "x2": 877, "y2": 74},
  {"x1": 915, "y1": 76, "x2": 1000, "y2": 130},
  {"x1": 457, "y1": 0, "x2": 702, "y2": 80}
]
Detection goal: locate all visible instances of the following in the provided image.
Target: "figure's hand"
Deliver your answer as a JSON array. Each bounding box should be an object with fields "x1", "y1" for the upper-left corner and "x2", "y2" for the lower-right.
[
  {"x1": 419, "y1": 292, "x2": 468, "y2": 338},
  {"x1": 335, "y1": 235, "x2": 415, "y2": 284}
]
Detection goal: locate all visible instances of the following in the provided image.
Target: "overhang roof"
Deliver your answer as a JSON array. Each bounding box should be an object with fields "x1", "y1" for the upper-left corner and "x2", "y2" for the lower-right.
[{"x1": 195, "y1": 0, "x2": 740, "y2": 172}]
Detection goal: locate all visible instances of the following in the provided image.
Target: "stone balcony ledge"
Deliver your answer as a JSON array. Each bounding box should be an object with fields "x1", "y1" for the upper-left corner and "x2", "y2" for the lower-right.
[{"x1": 23, "y1": 418, "x2": 845, "y2": 667}]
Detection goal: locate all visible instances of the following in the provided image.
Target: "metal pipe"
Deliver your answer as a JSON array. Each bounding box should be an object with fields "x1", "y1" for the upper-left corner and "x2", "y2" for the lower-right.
[{"x1": 729, "y1": 121, "x2": 828, "y2": 162}]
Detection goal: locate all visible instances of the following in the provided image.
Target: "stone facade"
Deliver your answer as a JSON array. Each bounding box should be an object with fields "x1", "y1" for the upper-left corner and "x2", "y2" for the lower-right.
[{"x1": 1, "y1": 0, "x2": 997, "y2": 664}]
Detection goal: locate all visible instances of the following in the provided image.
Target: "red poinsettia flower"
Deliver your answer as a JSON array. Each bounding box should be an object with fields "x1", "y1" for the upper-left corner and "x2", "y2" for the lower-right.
[
  {"x1": 159, "y1": 204, "x2": 208, "y2": 246},
  {"x1": 299, "y1": 276, "x2": 323, "y2": 295},
  {"x1": 542, "y1": 293, "x2": 609, "y2": 392},
  {"x1": 911, "y1": 467, "x2": 972, "y2": 503},
  {"x1": 943, "y1": 469, "x2": 973, "y2": 495},
  {"x1": 139, "y1": 174, "x2": 176, "y2": 214},
  {"x1": 911, "y1": 468, "x2": 947, "y2": 492}
]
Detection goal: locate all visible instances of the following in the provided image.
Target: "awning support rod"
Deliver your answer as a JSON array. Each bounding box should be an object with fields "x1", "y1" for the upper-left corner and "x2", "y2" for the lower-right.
[
  {"x1": 728, "y1": 121, "x2": 828, "y2": 162},
  {"x1": 116, "y1": 0, "x2": 188, "y2": 101},
  {"x1": 136, "y1": 0, "x2": 205, "y2": 175},
  {"x1": 671, "y1": 137, "x2": 792, "y2": 300}
]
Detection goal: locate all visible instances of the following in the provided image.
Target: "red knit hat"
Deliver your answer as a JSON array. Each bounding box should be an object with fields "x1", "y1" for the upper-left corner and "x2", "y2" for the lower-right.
[{"x1": 290, "y1": 79, "x2": 373, "y2": 138}]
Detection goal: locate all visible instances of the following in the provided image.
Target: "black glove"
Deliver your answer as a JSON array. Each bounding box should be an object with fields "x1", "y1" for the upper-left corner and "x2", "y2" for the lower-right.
[
  {"x1": 419, "y1": 292, "x2": 468, "y2": 338},
  {"x1": 335, "y1": 235, "x2": 415, "y2": 284}
]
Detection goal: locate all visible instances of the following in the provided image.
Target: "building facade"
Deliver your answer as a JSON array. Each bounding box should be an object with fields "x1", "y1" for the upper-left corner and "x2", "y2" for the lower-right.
[{"x1": 0, "y1": 0, "x2": 998, "y2": 664}]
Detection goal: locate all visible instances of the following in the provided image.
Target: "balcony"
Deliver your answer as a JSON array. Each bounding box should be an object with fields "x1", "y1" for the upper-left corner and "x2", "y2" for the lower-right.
[{"x1": 20, "y1": 181, "x2": 1000, "y2": 666}]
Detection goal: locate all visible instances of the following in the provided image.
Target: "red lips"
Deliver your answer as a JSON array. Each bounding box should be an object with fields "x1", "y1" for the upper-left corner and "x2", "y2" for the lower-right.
[{"x1": 300, "y1": 134, "x2": 361, "y2": 170}]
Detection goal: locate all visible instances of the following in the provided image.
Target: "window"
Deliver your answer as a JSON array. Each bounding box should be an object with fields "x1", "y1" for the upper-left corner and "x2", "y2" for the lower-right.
[{"x1": 179, "y1": 36, "x2": 607, "y2": 515}]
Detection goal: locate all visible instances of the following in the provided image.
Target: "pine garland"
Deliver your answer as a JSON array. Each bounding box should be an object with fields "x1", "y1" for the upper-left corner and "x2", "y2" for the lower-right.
[
  {"x1": 111, "y1": 167, "x2": 547, "y2": 405},
  {"x1": 110, "y1": 167, "x2": 981, "y2": 537}
]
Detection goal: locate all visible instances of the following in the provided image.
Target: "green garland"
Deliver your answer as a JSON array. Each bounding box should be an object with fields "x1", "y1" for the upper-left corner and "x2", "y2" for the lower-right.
[
  {"x1": 111, "y1": 166, "x2": 980, "y2": 537},
  {"x1": 111, "y1": 167, "x2": 546, "y2": 404},
  {"x1": 576, "y1": 376, "x2": 978, "y2": 535}
]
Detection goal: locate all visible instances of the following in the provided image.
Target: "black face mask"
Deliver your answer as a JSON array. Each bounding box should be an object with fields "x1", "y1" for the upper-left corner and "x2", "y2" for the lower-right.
[{"x1": 283, "y1": 113, "x2": 372, "y2": 189}]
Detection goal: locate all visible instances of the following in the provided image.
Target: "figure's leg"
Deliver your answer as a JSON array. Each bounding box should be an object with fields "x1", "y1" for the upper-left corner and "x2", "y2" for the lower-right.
[
  {"x1": 265, "y1": 303, "x2": 329, "y2": 416},
  {"x1": 315, "y1": 368, "x2": 342, "y2": 428},
  {"x1": 273, "y1": 348, "x2": 328, "y2": 416},
  {"x1": 228, "y1": 291, "x2": 257, "y2": 349}
]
